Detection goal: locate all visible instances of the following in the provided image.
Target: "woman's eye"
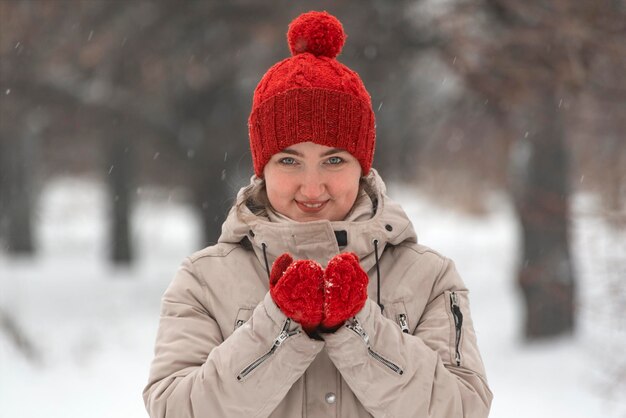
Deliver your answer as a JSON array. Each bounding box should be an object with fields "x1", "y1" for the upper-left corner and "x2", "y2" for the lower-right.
[
  {"x1": 279, "y1": 157, "x2": 297, "y2": 165},
  {"x1": 327, "y1": 156, "x2": 344, "y2": 165}
]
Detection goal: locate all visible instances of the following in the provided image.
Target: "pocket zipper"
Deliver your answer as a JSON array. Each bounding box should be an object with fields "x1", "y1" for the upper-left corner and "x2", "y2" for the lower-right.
[
  {"x1": 236, "y1": 318, "x2": 300, "y2": 381},
  {"x1": 450, "y1": 292, "x2": 463, "y2": 366},
  {"x1": 346, "y1": 318, "x2": 404, "y2": 375},
  {"x1": 397, "y1": 313, "x2": 410, "y2": 334}
]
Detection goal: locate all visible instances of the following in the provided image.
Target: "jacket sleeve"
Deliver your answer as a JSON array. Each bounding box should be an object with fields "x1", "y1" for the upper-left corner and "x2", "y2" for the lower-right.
[
  {"x1": 322, "y1": 258, "x2": 493, "y2": 418},
  {"x1": 143, "y1": 258, "x2": 325, "y2": 418}
]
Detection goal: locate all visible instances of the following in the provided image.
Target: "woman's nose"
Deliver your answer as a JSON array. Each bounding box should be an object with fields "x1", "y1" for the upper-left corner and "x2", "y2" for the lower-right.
[{"x1": 299, "y1": 170, "x2": 325, "y2": 199}]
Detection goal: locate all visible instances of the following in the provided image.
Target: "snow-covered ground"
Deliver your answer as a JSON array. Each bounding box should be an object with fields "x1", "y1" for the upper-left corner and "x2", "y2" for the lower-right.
[{"x1": 0, "y1": 177, "x2": 623, "y2": 418}]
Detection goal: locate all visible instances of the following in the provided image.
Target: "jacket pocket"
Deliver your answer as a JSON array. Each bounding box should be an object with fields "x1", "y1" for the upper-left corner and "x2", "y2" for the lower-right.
[
  {"x1": 234, "y1": 307, "x2": 254, "y2": 331},
  {"x1": 236, "y1": 318, "x2": 300, "y2": 381},
  {"x1": 346, "y1": 317, "x2": 404, "y2": 375},
  {"x1": 445, "y1": 290, "x2": 464, "y2": 366},
  {"x1": 381, "y1": 301, "x2": 411, "y2": 334},
  {"x1": 397, "y1": 313, "x2": 410, "y2": 334}
]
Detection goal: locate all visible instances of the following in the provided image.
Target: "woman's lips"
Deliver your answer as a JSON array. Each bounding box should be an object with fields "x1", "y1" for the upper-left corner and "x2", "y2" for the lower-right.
[{"x1": 295, "y1": 200, "x2": 328, "y2": 213}]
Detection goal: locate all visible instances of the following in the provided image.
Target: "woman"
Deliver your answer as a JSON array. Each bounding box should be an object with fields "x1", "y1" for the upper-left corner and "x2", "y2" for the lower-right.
[{"x1": 144, "y1": 11, "x2": 492, "y2": 418}]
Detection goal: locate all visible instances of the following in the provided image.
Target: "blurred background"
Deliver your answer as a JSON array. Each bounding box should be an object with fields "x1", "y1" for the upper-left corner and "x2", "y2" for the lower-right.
[{"x1": 0, "y1": 1, "x2": 624, "y2": 417}]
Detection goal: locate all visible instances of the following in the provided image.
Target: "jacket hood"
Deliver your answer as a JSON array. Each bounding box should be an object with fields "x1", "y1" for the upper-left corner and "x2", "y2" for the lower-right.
[{"x1": 218, "y1": 169, "x2": 418, "y2": 272}]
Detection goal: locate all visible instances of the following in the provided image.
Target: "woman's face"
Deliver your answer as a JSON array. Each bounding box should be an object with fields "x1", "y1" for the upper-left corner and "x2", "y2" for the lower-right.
[{"x1": 263, "y1": 141, "x2": 362, "y2": 222}]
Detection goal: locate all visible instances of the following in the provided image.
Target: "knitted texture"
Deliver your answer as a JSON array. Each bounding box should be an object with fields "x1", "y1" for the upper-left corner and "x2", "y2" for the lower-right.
[
  {"x1": 321, "y1": 252, "x2": 369, "y2": 329},
  {"x1": 249, "y1": 11, "x2": 376, "y2": 177},
  {"x1": 269, "y1": 253, "x2": 324, "y2": 333},
  {"x1": 287, "y1": 11, "x2": 345, "y2": 58}
]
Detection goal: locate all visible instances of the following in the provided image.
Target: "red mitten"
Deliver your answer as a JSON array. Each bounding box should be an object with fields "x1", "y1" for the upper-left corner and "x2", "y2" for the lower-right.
[
  {"x1": 321, "y1": 252, "x2": 369, "y2": 330},
  {"x1": 269, "y1": 253, "x2": 324, "y2": 333}
]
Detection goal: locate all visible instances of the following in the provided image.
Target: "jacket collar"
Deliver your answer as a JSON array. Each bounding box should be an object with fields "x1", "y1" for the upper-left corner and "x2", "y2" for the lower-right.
[{"x1": 218, "y1": 169, "x2": 417, "y2": 272}]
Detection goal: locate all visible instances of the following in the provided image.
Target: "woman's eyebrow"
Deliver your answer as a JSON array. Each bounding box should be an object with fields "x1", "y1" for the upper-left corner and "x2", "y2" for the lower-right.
[
  {"x1": 277, "y1": 148, "x2": 347, "y2": 157},
  {"x1": 278, "y1": 149, "x2": 303, "y2": 157},
  {"x1": 320, "y1": 148, "x2": 348, "y2": 157}
]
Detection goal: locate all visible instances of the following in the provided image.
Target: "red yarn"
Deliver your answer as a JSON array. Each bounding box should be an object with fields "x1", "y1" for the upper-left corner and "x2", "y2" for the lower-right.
[
  {"x1": 270, "y1": 253, "x2": 294, "y2": 286},
  {"x1": 287, "y1": 11, "x2": 345, "y2": 58},
  {"x1": 269, "y1": 251, "x2": 369, "y2": 333},
  {"x1": 248, "y1": 10, "x2": 375, "y2": 177},
  {"x1": 322, "y1": 252, "x2": 369, "y2": 329},
  {"x1": 269, "y1": 256, "x2": 324, "y2": 333}
]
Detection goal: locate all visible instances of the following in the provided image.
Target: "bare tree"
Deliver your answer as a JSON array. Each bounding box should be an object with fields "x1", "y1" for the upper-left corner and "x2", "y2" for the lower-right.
[
  {"x1": 434, "y1": 0, "x2": 626, "y2": 338},
  {"x1": 0, "y1": 1, "x2": 283, "y2": 257},
  {"x1": 1, "y1": 0, "x2": 440, "y2": 258}
]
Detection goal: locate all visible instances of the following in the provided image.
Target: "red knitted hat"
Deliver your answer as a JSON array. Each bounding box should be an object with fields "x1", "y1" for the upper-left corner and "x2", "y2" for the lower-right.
[{"x1": 248, "y1": 11, "x2": 376, "y2": 177}]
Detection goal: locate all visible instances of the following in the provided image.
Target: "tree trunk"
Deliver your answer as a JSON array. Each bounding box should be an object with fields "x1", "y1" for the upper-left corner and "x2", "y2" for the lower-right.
[
  {"x1": 183, "y1": 79, "x2": 249, "y2": 248},
  {"x1": 0, "y1": 134, "x2": 7, "y2": 248},
  {"x1": 107, "y1": 134, "x2": 133, "y2": 265},
  {"x1": 192, "y1": 129, "x2": 237, "y2": 247},
  {"x1": 194, "y1": 170, "x2": 230, "y2": 247},
  {"x1": 0, "y1": 307, "x2": 40, "y2": 363},
  {"x1": 0, "y1": 131, "x2": 35, "y2": 255},
  {"x1": 514, "y1": 92, "x2": 575, "y2": 338}
]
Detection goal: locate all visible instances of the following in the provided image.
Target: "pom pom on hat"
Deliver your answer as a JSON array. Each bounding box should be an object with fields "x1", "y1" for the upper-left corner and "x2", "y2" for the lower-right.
[{"x1": 287, "y1": 11, "x2": 346, "y2": 58}]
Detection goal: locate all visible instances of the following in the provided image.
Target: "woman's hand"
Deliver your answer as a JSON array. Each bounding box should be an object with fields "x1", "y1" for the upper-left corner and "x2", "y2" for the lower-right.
[
  {"x1": 321, "y1": 252, "x2": 369, "y2": 331},
  {"x1": 270, "y1": 252, "x2": 369, "y2": 334},
  {"x1": 269, "y1": 253, "x2": 324, "y2": 334}
]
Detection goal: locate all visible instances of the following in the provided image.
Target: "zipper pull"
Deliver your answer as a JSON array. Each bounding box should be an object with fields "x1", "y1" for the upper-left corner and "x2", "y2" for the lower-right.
[
  {"x1": 274, "y1": 318, "x2": 300, "y2": 347},
  {"x1": 273, "y1": 330, "x2": 289, "y2": 347},
  {"x1": 346, "y1": 317, "x2": 370, "y2": 345},
  {"x1": 236, "y1": 318, "x2": 300, "y2": 381},
  {"x1": 449, "y1": 292, "x2": 463, "y2": 366},
  {"x1": 450, "y1": 291, "x2": 459, "y2": 308},
  {"x1": 398, "y1": 313, "x2": 410, "y2": 333},
  {"x1": 455, "y1": 350, "x2": 462, "y2": 366},
  {"x1": 346, "y1": 317, "x2": 404, "y2": 375},
  {"x1": 450, "y1": 292, "x2": 463, "y2": 327}
]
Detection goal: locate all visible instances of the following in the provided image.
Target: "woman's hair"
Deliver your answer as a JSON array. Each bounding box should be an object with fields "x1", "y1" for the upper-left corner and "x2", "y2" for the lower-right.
[
  {"x1": 235, "y1": 176, "x2": 374, "y2": 221},
  {"x1": 235, "y1": 180, "x2": 271, "y2": 220}
]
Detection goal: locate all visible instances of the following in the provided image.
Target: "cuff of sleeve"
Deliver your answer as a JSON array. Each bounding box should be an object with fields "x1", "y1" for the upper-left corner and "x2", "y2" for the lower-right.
[
  {"x1": 262, "y1": 291, "x2": 289, "y2": 327},
  {"x1": 322, "y1": 298, "x2": 378, "y2": 351},
  {"x1": 261, "y1": 292, "x2": 323, "y2": 341},
  {"x1": 354, "y1": 297, "x2": 378, "y2": 329}
]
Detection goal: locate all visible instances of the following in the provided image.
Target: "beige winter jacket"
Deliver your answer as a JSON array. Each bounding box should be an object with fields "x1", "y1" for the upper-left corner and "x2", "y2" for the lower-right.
[{"x1": 143, "y1": 170, "x2": 492, "y2": 418}]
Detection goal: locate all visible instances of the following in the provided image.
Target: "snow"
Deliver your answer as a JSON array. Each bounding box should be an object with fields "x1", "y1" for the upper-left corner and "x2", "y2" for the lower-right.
[{"x1": 0, "y1": 177, "x2": 623, "y2": 418}]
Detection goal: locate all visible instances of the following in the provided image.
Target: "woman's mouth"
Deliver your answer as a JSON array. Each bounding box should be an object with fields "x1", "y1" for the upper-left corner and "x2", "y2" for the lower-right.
[{"x1": 295, "y1": 200, "x2": 328, "y2": 213}]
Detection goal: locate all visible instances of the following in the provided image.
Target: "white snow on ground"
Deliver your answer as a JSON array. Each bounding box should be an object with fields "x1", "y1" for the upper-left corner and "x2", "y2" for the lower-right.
[{"x1": 0, "y1": 177, "x2": 623, "y2": 418}]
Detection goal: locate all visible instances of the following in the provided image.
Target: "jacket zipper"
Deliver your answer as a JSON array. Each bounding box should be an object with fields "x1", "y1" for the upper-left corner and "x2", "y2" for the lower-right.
[
  {"x1": 236, "y1": 318, "x2": 300, "y2": 381},
  {"x1": 450, "y1": 292, "x2": 463, "y2": 366},
  {"x1": 397, "y1": 313, "x2": 410, "y2": 333},
  {"x1": 346, "y1": 318, "x2": 404, "y2": 375}
]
